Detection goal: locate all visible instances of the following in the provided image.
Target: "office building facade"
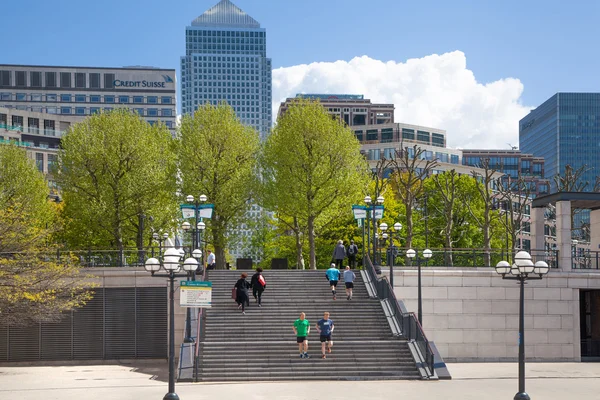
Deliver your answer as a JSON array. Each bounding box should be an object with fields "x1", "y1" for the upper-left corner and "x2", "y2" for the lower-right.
[
  {"x1": 520, "y1": 93, "x2": 600, "y2": 188},
  {"x1": 181, "y1": 0, "x2": 272, "y2": 139},
  {"x1": 0, "y1": 65, "x2": 176, "y2": 129}
]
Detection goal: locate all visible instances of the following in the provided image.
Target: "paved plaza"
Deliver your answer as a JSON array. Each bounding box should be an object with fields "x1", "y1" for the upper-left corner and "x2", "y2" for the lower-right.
[{"x1": 1, "y1": 362, "x2": 599, "y2": 400}]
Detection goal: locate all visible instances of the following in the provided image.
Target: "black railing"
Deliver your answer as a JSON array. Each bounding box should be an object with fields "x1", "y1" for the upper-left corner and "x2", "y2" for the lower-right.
[
  {"x1": 364, "y1": 255, "x2": 435, "y2": 378},
  {"x1": 193, "y1": 266, "x2": 209, "y2": 382},
  {"x1": 573, "y1": 250, "x2": 600, "y2": 270},
  {"x1": 375, "y1": 248, "x2": 559, "y2": 269}
]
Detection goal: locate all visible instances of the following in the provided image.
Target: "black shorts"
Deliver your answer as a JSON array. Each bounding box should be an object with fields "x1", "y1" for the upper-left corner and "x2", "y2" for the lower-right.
[
  {"x1": 345, "y1": 282, "x2": 354, "y2": 289},
  {"x1": 329, "y1": 280, "x2": 338, "y2": 287},
  {"x1": 296, "y1": 336, "x2": 307, "y2": 343},
  {"x1": 320, "y1": 335, "x2": 332, "y2": 342}
]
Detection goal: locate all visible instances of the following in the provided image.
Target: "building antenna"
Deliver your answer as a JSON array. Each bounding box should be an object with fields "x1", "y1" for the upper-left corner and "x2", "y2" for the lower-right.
[{"x1": 507, "y1": 143, "x2": 519, "y2": 150}]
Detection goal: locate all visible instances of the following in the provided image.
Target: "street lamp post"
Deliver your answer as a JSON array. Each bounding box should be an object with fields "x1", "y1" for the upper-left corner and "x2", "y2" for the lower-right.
[
  {"x1": 364, "y1": 196, "x2": 372, "y2": 265},
  {"x1": 495, "y1": 252, "x2": 549, "y2": 400},
  {"x1": 373, "y1": 196, "x2": 384, "y2": 262},
  {"x1": 145, "y1": 249, "x2": 198, "y2": 400},
  {"x1": 406, "y1": 248, "x2": 432, "y2": 326},
  {"x1": 153, "y1": 232, "x2": 170, "y2": 255}
]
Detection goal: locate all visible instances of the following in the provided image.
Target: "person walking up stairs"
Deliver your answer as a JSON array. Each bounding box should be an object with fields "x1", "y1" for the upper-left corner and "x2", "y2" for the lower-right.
[{"x1": 325, "y1": 264, "x2": 341, "y2": 300}]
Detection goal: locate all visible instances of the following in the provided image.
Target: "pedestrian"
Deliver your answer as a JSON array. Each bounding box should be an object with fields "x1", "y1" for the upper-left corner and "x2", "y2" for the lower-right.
[
  {"x1": 325, "y1": 263, "x2": 341, "y2": 300},
  {"x1": 293, "y1": 312, "x2": 310, "y2": 359},
  {"x1": 343, "y1": 266, "x2": 356, "y2": 300},
  {"x1": 316, "y1": 312, "x2": 334, "y2": 359},
  {"x1": 206, "y1": 250, "x2": 216, "y2": 270},
  {"x1": 234, "y1": 272, "x2": 250, "y2": 315},
  {"x1": 250, "y1": 267, "x2": 266, "y2": 307},
  {"x1": 332, "y1": 240, "x2": 346, "y2": 269},
  {"x1": 347, "y1": 240, "x2": 359, "y2": 269}
]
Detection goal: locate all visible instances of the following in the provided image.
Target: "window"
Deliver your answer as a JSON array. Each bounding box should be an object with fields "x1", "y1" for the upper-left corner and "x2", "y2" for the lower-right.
[
  {"x1": 75, "y1": 107, "x2": 86, "y2": 115},
  {"x1": 61, "y1": 94, "x2": 71, "y2": 102},
  {"x1": 165, "y1": 121, "x2": 173, "y2": 128},
  {"x1": 119, "y1": 96, "x2": 129, "y2": 104},
  {"x1": 60, "y1": 72, "x2": 71, "y2": 88},
  {"x1": 29, "y1": 71, "x2": 41, "y2": 87},
  {"x1": 161, "y1": 109, "x2": 172, "y2": 117},
  {"x1": 133, "y1": 96, "x2": 144, "y2": 104},
  {"x1": 31, "y1": 93, "x2": 42, "y2": 101},
  {"x1": 12, "y1": 115, "x2": 23, "y2": 127},
  {"x1": 36, "y1": 153, "x2": 44, "y2": 172},
  {"x1": 161, "y1": 96, "x2": 172, "y2": 104},
  {"x1": 89, "y1": 73, "x2": 100, "y2": 89},
  {"x1": 368, "y1": 149, "x2": 381, "y2": 160},
  {"x1": 354, "y1": 130, "x2": 363, "y2": 141},
  {"x1": 75, "y1": 73, "x2": 86, "y2": 88},
  {"x1": 46, "y1": 94, "x2": 57, "y2": 101},
  {"x1": 46, "y1": 107, "x2": 57, "y2": 114},
  {"x1": 45, "y1": 72, "x2": 57, "y2": 87},
  {"x1": 90, "y1": 95, "x2": 101, "y2": 103},
  {"x1": 47, "y1": 154, "x2": 57, "y2": 173},
  {"x1": 147, "y1": 96, "x2": 158, "y2": 104},
  {"x1": 402, "y1": 128, "x2": 415, "y2": 140},
  {"x1": 147, "y1": 108, "x2": 158, "y2": 117},
  {"x1": 0, "y1": 70, "x2": 10, "y2": 86},
  {"x1": 104, "y1": 95, "x2": 115, "y2": 103},
  {"x1": 134, "y1": 108, "x2": 144, "y2": 116},
  {"x1": 104, "y1": 73, "x2": 115, "y2": 89},
  {"x1": 366, "y1": 129, "x2": 378, "y2": 141},
  {"x1": 16, "y1": 93, "x2": 26, "y2": 101},
  {"x1": 61, "y1": 107, "x2": 72, "y2": 114},
  {"x1": 381, "y1": 128, "x2": 393, "y2": 142},
  {"x1": 75, "y1": 94, "x2": 86, "y2": 102},
  {"x1": 90, "y1": 107, "x2": 101, "y2": 114},
  {"x1": 0, "y1": 92, "x2": 10, "y2": 100},
  {"x1": 417, "y1": 130, "x2": 430, "y2": 143},
  {"x1": 15, "y1": 71, "x2": 26, "y2": 87},
  {"x1": 451, "y1": 154, "x2": 459, "y2": 165}
]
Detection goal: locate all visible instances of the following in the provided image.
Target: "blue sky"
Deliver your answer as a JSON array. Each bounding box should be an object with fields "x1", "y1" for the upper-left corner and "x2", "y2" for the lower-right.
[
  {"x1": 3, "y1": 0, "x2": 600, "y2": 147},
  {"x1": 3, "y1": 0, "x2": 599, "y2": 106}
]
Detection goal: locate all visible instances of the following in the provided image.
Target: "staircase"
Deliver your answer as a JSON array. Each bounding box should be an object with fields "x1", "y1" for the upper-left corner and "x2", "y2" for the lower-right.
[{"x1": 195, "y1": 269, "x2": 421, "y2": 381}]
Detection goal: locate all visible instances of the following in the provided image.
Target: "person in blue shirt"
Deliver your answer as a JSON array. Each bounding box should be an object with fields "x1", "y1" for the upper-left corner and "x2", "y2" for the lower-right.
[
  {"x1": 325, "y1": 263, "x2": 341, "y2": 300},
  {"x1": 316, "y1": 312, "x2": 335, "y2": 359}
]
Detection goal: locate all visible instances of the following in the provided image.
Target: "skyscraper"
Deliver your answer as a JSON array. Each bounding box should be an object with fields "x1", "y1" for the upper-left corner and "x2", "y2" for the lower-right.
[
  {"x1": 520, "y1": 93, "x2": 600, "y2": 189},
  {"x1": 520, "y1": 93, "x2": 600, "y2": 239},
  {"x1": 181, "y1": 0, "x2": 272, "y2": 139}
]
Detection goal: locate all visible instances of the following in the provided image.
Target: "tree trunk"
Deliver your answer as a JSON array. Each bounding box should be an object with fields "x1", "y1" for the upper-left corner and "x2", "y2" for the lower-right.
[
  {"x1": 294, "y1": 217, "x2": 303, "y2": 269},
  {"x1": 406, "y1": 198, "x2": 414, "y2": 249},
  {"x1": 307, "y1": 216, "x2": 316, "y2": 270},
  {"x1": 483, "y1": 207, "x2": 491, "y2": 267}
]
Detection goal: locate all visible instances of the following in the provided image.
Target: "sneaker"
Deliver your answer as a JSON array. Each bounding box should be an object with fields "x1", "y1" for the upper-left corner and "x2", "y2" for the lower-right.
[
  {"x1": 300, "y1": 353, "x2": 305, "y2": 359},
  {"x1": 333, "y1": 295, "x2": 336, "y2": 300},
  {"x1": 258, "y1": 304, "x2": 262, "y2": 307},
  {"x1": 238, "y1": 304, "x2": 242, "y2": 309},
  {"x1": 304, "y1": 353, "x2": 310, "y2": 359},
  {"x1": 327, "y1": 346, "x2": 332, "y2": 353},
  {"x1": 321, "y1": 354, "x2": 326, "y2": 359},
  {"x1": 242, "y1": 311, "x2": 246, "y2": 315},
  {"x1": 347, "y1": 295, "x2": 350, "y2": 300}
]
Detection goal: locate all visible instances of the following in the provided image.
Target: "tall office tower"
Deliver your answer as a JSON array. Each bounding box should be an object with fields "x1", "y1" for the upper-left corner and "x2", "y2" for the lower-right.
[
  {"x1": 520, "y1": 93, "x2": 600, "y2": 239},
  {"x1": 181, "y1": 0, "x2": 272, "y2": 140},
  {"x1": 181, "y1": 0, "x2": 272, "y2": 261}
]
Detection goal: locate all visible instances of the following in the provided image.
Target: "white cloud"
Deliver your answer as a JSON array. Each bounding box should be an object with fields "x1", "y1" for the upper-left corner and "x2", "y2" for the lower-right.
[{"x1": 272, "y1": 51, "x2": 532, "y2": 149}]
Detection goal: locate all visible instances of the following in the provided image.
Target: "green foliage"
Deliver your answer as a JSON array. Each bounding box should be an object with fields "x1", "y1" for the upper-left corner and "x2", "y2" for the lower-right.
[
  {"x1": 178, "y1": 103, "x2": 260, "y2": 268},
  {"x1": 57, "y1": 109, "x2": 178, "y2": 250},
  {"x1": 0, "y1": 144, "x2": 93, "y2": 327},
  {"x1": 259, "y1": 99, "x2": 369, "y2": 269}
]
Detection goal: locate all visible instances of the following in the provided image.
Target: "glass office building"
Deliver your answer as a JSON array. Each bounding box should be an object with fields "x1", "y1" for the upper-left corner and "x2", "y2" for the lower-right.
[
  {"x1": 520, "y1": 93, "x2": 600, "y2": 239},
  {"x1": 181, "y1": 0, "x2": 272, "y2": 140}
]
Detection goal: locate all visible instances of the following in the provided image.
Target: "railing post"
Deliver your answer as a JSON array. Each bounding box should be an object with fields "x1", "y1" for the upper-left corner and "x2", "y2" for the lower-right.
[{"x1": 472, "y1": 249, "x2": 476, "y2": 268}]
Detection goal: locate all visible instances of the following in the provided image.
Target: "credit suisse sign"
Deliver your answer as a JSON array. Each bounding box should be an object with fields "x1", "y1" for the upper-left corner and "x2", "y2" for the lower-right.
[{"x1": 113, "y1": 74, "x2": 174, "y2": 89}]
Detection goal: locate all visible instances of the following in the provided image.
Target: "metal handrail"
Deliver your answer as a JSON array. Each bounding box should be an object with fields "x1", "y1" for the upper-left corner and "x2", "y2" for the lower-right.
[
  {"x1": 365, "y1": 255, "x2": 435, "y2": 377},
  {"x1": 193, "y1": 265, "x2": 208, "y2": 381}
]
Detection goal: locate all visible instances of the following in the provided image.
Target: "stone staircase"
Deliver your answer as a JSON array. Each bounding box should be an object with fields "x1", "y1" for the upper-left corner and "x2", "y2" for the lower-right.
[{"x1": 195, "y1": 269, "x2": 421, "y2": 381}]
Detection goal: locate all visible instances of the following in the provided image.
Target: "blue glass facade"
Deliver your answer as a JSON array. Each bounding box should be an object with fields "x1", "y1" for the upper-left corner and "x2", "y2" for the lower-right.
[
  {"x1": 181, "y1": 0, "x2": 272, "y2": 139},
  {"x1": 520, "y1": 93, "x2": 600, "y2": 189}
]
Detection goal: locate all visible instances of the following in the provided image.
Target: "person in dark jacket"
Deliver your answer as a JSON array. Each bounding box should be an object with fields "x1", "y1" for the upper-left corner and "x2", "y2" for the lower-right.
[
  {"x1": 234, "y1": 272, "x2": 251, "y2": 315},
  {"x1": 250, "y1": 267, "x2": 266, "y2": 307},
  {"x1": 332, "y1": 240, "x2": 346, "y2": 269}
]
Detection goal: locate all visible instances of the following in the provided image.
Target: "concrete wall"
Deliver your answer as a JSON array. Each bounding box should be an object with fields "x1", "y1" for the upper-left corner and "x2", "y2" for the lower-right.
[{"x1": 388, "y1": 267, "x2": 600, "y2": 362}]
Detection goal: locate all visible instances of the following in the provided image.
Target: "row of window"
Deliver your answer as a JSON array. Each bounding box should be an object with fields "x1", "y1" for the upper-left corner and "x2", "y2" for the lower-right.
[
  {"x1": 365, "y1": 148, "x2": 460, "y2": 164},
  {"x1": 58, "y1": 107, "x2": 173, "y2": 117},
  {"x1": 0, "y1": 92, "x2": 172, "y2": 104}
]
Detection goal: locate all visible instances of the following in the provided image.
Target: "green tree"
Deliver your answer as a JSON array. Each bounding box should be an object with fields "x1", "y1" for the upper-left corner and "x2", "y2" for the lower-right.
[
  {"x1": 57, "y1": 109, "x2": 178, "y2": 255},
  {"x1": 260, "y1": 99, "x2": 369, "y2": 269},
  {"x1": 0, "y1": 144, "x2": 93, "y2": 326},
  {"x1": 178, "y1": 103, "x2": 260, "y2": 269}
]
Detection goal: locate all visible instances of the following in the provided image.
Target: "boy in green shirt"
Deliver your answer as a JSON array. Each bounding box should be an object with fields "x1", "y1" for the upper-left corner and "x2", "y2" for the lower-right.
[{"x1": 293, "y1": 312, "x2": 311, "y2": 358}]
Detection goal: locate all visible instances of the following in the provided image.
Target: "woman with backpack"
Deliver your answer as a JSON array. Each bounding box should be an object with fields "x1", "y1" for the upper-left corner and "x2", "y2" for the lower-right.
[
  {"x1": 234, "y1": 272, "x2": 251, "y2": 315},
  {"x1": 250, "y1": 267, "x2": 266, "y2": 307}
]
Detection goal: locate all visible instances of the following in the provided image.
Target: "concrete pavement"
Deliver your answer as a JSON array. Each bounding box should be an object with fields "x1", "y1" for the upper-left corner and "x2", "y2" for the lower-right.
[{"x1": 1, "y1": 362, "x2": 599, "y2": 400}]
